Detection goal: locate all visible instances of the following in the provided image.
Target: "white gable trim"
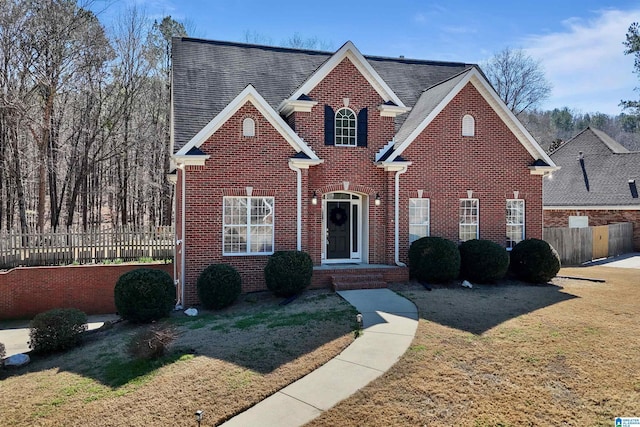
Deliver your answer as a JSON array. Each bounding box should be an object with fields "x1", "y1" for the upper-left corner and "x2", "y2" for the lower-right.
[
  {"x1": 387, "y1": 68, "x2": 557, "y2": 168},
  {"x1": 175, "y1": 84, "x2": 319, "y2": 160},
  {"x1": 287, "y1": 41, "x2": 406, "y2": 108}
]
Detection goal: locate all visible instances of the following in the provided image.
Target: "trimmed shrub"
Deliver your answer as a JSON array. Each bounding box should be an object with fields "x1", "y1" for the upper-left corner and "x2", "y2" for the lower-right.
[
  {"x1": 264, "y1": 251, "x2": 313, "y2": 297},
  {"x1": 114, "y1": 268, "x2": 175, "y2": 323},
  {"x1": 29, "y1": 308, "x2": 87, "y2": 354},
  {"x1": 408, "y1": 237, "x2": 460, "y2": 283},
  {"x1": 510, "y1": 238, "x2": 561, "y2": 283},
  {"x1": 127, "y1": 327, "x2": 176, "y2": 360},
  {"x1": 459, "y1": 239, "x2": 510, "y2": 283},
  {"x1": 197, "y1": 264, "x2": 241, "y2": 309}
]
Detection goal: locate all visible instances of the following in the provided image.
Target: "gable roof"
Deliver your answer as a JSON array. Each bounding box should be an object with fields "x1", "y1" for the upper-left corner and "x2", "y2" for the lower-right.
[
  {"x1": 544, "y1": 127, "x2": 640, "y2": 207},
  {"x1": 171, "y1": 37, "x2": 472, "y2": 154},
  {"x1": 383, "y1": 67, "x2": 556, "y2": 168},
  {"x1": 285, "y1": 41, "x2": 405, "y2": 108},
  {"x1": 175, "y1": 84, "x2": 319, "y2": 160}
]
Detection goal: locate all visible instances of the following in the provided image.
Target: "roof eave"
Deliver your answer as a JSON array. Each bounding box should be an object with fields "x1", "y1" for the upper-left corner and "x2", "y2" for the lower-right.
[
  {"x1": 173, "y1": 154, "x2": 210, "y2": 166},
  {"x1": 529, "y1": 165, "x2": 560, "y2": 175},
  {"x1": 289, "y1": 158, "x2": 324, "y2": 169},
  {"x1": 376, "y1": 161, "x2": 412, "y2": 172}
]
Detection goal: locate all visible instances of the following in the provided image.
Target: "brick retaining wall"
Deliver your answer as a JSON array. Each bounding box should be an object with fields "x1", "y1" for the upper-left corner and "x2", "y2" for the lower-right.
[{"x1": 0, "y1": 263, "x2": 173, "y2": 320}]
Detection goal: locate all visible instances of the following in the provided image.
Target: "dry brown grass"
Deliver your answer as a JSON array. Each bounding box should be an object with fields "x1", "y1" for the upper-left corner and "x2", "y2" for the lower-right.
[
  {"x1": 308, "y1": 266, "x2": 640, "y2": 427},
  {"x1": 0, "y1": 290, "x2": 356, "y2": 426}
]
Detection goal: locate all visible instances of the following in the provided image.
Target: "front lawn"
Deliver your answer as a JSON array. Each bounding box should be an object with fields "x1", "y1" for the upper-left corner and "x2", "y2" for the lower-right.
[
  {"x1": 309, "y1": 266, "x2": 640, "y2": 426},
  {"x1": 0, "y1": 290, "x2": 357, "y2": 426}
]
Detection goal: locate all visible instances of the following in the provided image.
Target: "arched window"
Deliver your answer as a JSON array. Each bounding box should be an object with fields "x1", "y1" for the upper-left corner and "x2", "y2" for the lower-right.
[
  {"x1": 335, "y1": 108, "x2": 357, "y2": 146},
  {"x1": 242, "y1": 117, "x2": 255, "y2": 137},
  {"x1": 462, "y1": 114, "x2": 475, "y2": 137}
]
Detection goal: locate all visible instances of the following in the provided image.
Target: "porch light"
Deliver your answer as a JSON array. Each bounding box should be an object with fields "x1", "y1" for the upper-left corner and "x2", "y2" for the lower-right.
[
  {"x1": 311, "y1": 191, "x2": 318, "y2": 205},
  {"x1": 375, "y1": 193, "x2": 381, "y2": 206}
]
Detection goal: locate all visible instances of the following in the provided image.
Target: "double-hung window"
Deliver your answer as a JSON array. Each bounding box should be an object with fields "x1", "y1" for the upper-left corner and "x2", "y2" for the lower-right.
[
  {"x1": 459, "y1": 198, "x2": 479, "y2": 242},
  {"x1": 506, "y1": 199, "x2": 525, "y2": 249},
  {"x1": 223, "y1": 197, "x2": 274, "y2": 255},
  {"x1": 409, "y1": 198, "x2": 430, "y2": 243}
]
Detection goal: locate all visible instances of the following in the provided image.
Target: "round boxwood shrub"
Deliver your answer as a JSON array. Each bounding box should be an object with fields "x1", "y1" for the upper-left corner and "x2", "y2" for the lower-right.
[
  {"x1": 264, "y1": 251, "x2": 313, "y2": 297},
  {"x1": 459, "y1": 239, "x2": 510, "y2": 283},
  {"x1": 114, "y1": 268, "x2": 175, "y2": 323},
  {"x1": 197, "y1": 264, "x2": 241, "y2": 309},
  {"x1": 510, "y1": 238, "x2": 561, "y2": 283},
  {"x1": 408, "y1": 236, "x2": 460, "y2": 283},
  {"x1": 29, "y1": 308, "x2": 87, "y2": 354}
]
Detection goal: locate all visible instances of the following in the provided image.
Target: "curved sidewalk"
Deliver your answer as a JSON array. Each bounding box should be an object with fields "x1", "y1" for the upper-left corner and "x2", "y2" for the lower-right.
[{"x1": 221, "y1": 288, "x2": 418, "y2": 427}]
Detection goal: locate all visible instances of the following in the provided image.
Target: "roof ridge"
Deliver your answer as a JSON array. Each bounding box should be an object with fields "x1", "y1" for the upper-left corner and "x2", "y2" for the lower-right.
[
  {"x1": 365, "y1": 53, "x2": 473, "y2": 68},
  {"x1": 549, "y1": 127, "x2": 591, "y2": 155},
  {"x1": 177, "y1": 37, "x2": 333, "y2": 55}
]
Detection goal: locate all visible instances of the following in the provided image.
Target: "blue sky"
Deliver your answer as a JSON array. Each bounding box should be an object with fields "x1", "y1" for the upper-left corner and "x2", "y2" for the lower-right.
[{"x1": 95, "y1": 0, "x2": 640, "y2": 115}]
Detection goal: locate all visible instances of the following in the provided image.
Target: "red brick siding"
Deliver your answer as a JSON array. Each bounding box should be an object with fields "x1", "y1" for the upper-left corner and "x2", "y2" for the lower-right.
[
  {"x1": 544, "y1": 209, "x2": 640, "y2": 250},
  {"x1": 294, "y1": 58, "x2": 397, "y2": 265},
  {"x1": 178, "y1": 103, "x2": 299, "y2": 302},
  {"x1": 0, "y1": 263, "x2": 173, "y2": 320},
  {"x1": 399, "y1": 83, "x2": 543, "y2": 261}
]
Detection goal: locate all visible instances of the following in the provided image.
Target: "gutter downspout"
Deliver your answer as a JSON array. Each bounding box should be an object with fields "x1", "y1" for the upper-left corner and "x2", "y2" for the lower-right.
[
  {"x1": 177, "y1": 163, "x2": 186, "y2": 309},
  {"x1": 288, "y1": 163, "x2": 302, "y2": 251},
  {"x1": 394, "y1": 166, "x2": 408, "y2": 266}
]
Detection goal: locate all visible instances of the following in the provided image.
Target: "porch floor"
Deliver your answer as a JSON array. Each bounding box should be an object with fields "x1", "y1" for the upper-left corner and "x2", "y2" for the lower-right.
[{"x1": 313, "y1": 263, "x2": 400, "y2": 271}]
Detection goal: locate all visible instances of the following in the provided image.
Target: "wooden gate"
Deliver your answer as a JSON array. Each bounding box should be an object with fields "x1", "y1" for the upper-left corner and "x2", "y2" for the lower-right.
[{"x1": 592, "y1": 225, "x2": 609, "y2": 259}]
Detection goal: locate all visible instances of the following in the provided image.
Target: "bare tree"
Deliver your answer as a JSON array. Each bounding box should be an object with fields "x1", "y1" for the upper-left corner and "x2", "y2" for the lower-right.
[{"x1": 483, "y1": 47, "x2": 552, "y2": 116}]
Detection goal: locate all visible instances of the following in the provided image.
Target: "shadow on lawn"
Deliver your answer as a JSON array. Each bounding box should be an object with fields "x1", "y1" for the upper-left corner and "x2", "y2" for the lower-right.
[
  {"x1": 0, "y1": 292, "x2": 357, "y2": 387},
  {"x1": 401, "y1": 282, "x2": 578, "y2": 335}
]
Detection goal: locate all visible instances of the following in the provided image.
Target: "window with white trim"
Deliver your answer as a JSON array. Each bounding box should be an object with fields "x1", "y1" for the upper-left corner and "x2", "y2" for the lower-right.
[
  {"x1": 506, "y1": 199, "x2": 525, "y2": 249},
  {"x1": 335, "y1": 108, "x2": 356, "y2": 146},
  {"x1": 223, "y1": 197, "x2": 274, "y2": 255},
  {"x1": 409, "y1": 198, "x2": 430, "y2": 244},
  {"x1": 242, "y1": 118, "x2": 255, "y2": 137},
  {"x1": 462, "y1": 114, "x2": 475, "y2": 137},
  {"x1": 459, "y1": 198, "x2": 479, "y2": 242}
]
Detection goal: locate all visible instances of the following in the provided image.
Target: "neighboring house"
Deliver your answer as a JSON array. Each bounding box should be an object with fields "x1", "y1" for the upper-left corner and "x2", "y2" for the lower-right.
[
  {"x1": 169, "y1": 38, "x2": 556, "y2": 305},
  {"x1": 544, "y1": 127, "x2": 640, "y2": 250}
]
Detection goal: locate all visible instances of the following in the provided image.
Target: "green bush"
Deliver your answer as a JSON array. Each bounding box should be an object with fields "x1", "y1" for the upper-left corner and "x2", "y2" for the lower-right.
[
  {"x1": 264, "y1": 251, "x2": 313, "y2": 297},
  {"x1": 459, "y1": 239, "x2": 510, "y2": 283},
  {"x1": 29, "y1": 308, "x2": 87, "y2": 354},
  {"x1": 408, "y1": 237, "x2": 460, "y2": 283},
  {"x1": 510, "y1": 238, "x2": 561, "y2": 283},
  {"x1": 197, "y1": 264, "x2": 242, "y2": 309},
  {"x1": 114, "y1": 268, "x2": 175, "y2": 323}
]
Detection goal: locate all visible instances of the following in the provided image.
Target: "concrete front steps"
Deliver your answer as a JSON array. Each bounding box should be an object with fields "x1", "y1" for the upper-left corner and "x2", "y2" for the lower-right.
[{"x1": 331, "y1": 272, "x2": 387, "y2": 291}]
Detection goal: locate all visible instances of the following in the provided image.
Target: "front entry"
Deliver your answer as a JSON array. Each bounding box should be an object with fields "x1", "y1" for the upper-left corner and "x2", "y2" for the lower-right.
[{"x1": 323, "y1": 192, "x2": 363, "y2": 262}]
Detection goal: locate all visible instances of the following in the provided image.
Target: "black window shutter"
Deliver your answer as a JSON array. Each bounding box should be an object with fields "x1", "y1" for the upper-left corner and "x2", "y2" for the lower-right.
[
  {"x1": 324, "y1": 105, "x2": 335, "y2": 145},
  {"x1": 357, "y1": 108, "x2": 368, "y2": 147}
]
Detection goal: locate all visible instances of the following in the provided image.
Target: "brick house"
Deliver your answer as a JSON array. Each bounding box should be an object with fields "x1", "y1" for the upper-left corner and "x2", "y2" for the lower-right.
[
  {"x1": 544, "y1": 127, "x2": 640, "y2": 249},
  {"x1": 169, "y1": 38, "x2": 556, "y2": 306}
]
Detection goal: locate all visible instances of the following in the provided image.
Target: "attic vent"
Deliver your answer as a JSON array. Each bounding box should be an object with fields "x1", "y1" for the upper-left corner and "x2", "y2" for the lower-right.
[
  {"x1": 243, "y1": 118, "x2": 256, "y2": 137},
  {"x1": 462, "y1": 114, "x2": 475, "y2": 137}
]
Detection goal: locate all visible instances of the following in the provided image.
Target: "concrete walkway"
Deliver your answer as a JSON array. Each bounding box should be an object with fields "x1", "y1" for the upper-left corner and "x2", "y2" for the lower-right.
[
  {"x1": 221, "y1": 288, "x2": 418, "y2": 427},
  {"x1": 584, "y1": 252, "x2": 640, "y2": 269}
]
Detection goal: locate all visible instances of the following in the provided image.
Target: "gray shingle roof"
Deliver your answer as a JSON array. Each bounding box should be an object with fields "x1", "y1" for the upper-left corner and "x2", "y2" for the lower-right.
[
  {"x1": 544, "y1": 127, "x2": 640, "y2": 207},
  {"x1": 395, "y1": 70, "x2": 471, "y2": 143},
  {"x1": 172, "y1": 37, "x2": 472, "y2": 153}
]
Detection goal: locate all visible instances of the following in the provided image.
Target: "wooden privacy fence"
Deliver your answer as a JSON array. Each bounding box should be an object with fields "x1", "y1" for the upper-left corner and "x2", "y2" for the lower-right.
[
  {"x1": 543, "y1": 222, "x2": 634, "y2": 266},
  {"x1": 0, "y1": 226, "x2": 174, "y2": 269}
]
